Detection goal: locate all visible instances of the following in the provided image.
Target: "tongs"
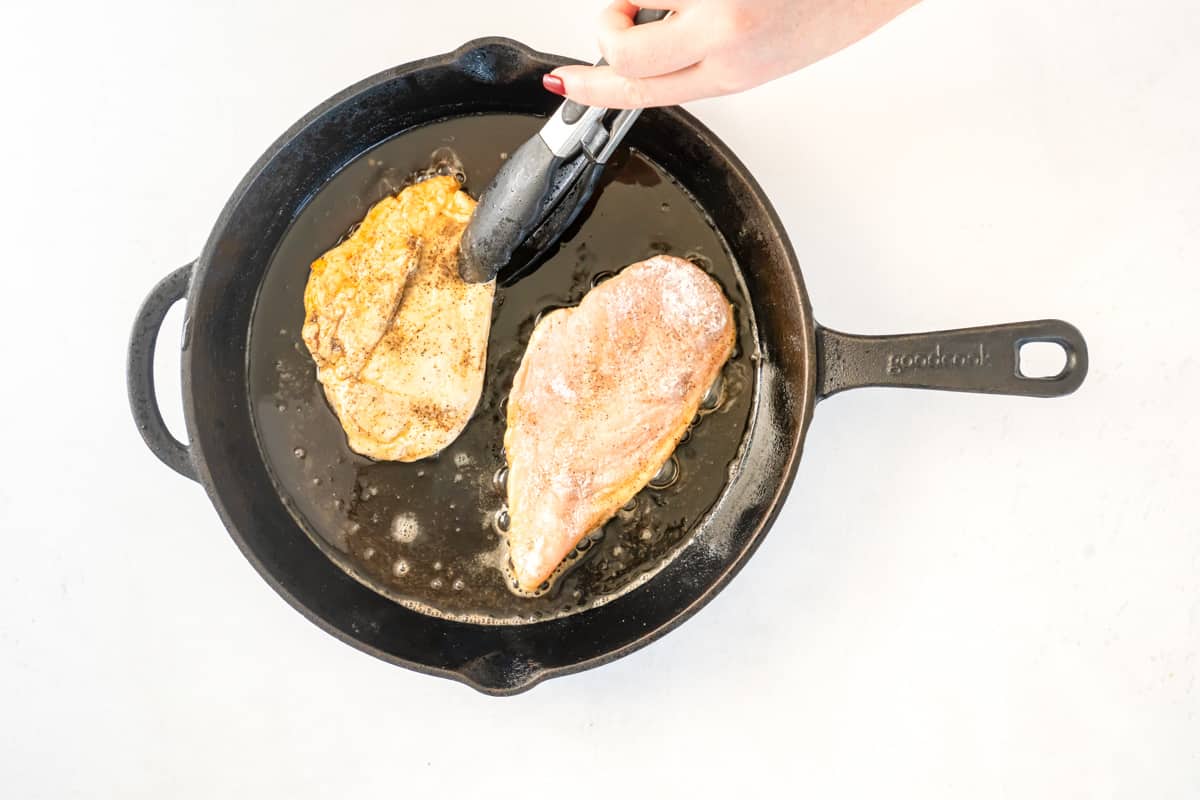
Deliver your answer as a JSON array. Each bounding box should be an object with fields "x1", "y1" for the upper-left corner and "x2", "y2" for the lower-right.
[{"x1": 458, "y1": 8, "x2": 671, "y2": 285}]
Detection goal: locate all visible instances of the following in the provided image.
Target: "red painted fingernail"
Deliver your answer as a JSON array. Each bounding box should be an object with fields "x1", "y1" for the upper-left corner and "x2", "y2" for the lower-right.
[{"x1": 542, "y1": 74, "x2": 566, "y2": 96}]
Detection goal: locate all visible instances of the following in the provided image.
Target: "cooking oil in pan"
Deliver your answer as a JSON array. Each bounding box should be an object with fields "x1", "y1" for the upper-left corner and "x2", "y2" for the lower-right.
[{"x1": 248, "y1": 113, "x2": 756, "y2": 624}]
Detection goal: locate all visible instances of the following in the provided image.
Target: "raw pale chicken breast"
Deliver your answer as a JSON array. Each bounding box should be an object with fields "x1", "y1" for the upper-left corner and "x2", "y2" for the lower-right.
[
  {"x1": 504, "y1": 255, "x2": 736, "y2": 592},
  {"x1": 302, "y1": 176, "x2": 494, "y2": 461}
]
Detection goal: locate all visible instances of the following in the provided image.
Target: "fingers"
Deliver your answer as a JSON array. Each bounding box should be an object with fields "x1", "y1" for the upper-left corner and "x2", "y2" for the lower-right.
[
  {"x1": 596, "y1": 0, "x2": 640, "y2": 36},
  {"x1": 595, "y1": 0, "x2": 697, "y2": 29},
  {"x1": 596, "y1": 1, "x2": 705, "y2": 78},
  {"x1": 549, "y1": 0, "x2": 716, "y2": 107},
  {"x1": 548, "y1": 62, "x2": 717, "y2": 109}
]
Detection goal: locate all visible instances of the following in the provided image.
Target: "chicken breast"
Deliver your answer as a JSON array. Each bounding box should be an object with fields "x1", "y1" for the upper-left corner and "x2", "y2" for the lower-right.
[
  {"x1": 302, "y1": 176, "x2": 494, "y2": 461},
  {"x1": 504, "y1": 255, "x2": 736, "y2": 592}
]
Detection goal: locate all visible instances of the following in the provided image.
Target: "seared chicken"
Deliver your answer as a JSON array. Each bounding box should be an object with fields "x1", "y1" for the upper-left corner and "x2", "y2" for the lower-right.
[
  {"x1": 504, "y1": 255, "x2": 736, "y2": 591},
  {"x1": 302, "y1": 176, "x2": 493, "y2": 461}
]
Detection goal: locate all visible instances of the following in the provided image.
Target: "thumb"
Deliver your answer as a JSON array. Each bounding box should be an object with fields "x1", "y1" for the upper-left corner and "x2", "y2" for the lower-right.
[{"x1": 548, "y1": 63, "x2": 713, "y2": 109}]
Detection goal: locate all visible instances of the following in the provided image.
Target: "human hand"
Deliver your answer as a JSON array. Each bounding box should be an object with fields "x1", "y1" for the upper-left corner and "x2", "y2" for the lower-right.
[{"x1": 543, "y1": 0, "x2": 922, "y2": 108}]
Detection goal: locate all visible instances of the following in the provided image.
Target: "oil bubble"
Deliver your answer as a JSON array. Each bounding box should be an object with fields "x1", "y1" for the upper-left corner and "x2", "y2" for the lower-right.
[
  {"x1": 293, "y1": 447, "x2": 306, "y2": 459},
  {"x1": 453, "y1": 579, "x2": 465, "y2": 591},
  {"x1": 390, "y1": 513, "x2": 420, "y2": 543},
  {"x1": 684, "y1": 251, "x2": 713, "y2": 271},
  {"x1": 495, "y1": 508, "x2": 510, "y2": 534},
  {"x1": 493, "y1": 467, "x2": 509, "y2": 494},
  {"x1": 647, "y1": 456, "x2": 679, "y2": 489},
  {"x1": 700, "y1": 374, "x2": 724, "y2": 411},
  {"x1": 393, "y1": 560, "x2": 410, "y2": 577}
]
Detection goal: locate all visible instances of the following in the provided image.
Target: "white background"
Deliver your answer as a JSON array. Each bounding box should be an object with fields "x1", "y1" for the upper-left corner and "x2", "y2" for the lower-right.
[{"x1": 2, "y1": 1, "x2": 1197, "y2": 796}]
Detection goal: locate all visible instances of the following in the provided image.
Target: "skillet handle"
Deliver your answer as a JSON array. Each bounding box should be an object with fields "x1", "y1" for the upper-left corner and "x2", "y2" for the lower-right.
[
  {"x1": 816, "y1": 319, "x2": 1088, "y2": 401},
  {"x1": 127, "y1": 263, "x2": 198, "y2": 481}
]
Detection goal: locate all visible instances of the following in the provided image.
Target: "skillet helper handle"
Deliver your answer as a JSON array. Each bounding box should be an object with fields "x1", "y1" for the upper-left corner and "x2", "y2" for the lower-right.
[
  {"x1": 127, "y1": 263, "x2": 198, "y2": 481},
  {"x1": 816, "y1": 319, "x2": 1088, "y2": 400}
]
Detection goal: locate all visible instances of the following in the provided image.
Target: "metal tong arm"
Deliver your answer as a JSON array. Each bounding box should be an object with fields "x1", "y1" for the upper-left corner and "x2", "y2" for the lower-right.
[{"x1": 538, "y1": 7, "x2": 671, "y2": 160}]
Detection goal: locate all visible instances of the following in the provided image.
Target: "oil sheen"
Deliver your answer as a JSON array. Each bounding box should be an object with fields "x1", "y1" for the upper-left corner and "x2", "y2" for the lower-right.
[{"x1": 249, "y1": 113, "x2": 756, "y2": 624}]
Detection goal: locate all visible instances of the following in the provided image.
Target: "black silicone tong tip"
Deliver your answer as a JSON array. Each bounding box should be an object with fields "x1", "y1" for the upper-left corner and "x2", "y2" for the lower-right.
[
  {"x1": 496, "y1": 158, "x2": 607, "y2": 288},
  {"x1": 457, "y1": 135, "x2": 565, "y2": 284}
]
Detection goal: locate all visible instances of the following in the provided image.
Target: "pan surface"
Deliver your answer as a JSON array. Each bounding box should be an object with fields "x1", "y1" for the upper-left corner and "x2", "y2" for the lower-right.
[{"x1": 249, "y1": 112, "x2": 759, "y2": 623}]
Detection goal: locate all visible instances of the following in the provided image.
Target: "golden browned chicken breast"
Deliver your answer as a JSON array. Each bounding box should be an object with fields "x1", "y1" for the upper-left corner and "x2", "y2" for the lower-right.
[
  {"x1": 503, "y1": 255, "x2": 736, "y2": 592},
  {"x1": 302, "y1": 176, "x2": 494, "y2": 461}
]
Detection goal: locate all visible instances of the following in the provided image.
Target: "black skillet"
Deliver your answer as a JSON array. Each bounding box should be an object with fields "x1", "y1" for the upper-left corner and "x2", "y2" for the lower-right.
[{"x1": 127, "y1": 39, "x2": 1087, "y2": 695}]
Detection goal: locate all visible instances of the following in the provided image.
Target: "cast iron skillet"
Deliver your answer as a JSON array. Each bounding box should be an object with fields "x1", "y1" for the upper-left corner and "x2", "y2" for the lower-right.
[{"x1": 127, "y1": 38, "x2": 1087, "y2": 695}]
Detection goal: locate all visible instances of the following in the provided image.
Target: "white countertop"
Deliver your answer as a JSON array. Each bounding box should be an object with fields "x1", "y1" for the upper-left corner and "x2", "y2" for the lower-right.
[{"x1": 2, "y1": 1, "x2": 1197, "y2": 796}]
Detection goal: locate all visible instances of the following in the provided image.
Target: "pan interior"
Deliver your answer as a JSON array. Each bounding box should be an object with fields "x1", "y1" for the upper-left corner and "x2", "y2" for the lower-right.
[{"x1": 248, "y1": 113, "x2": 757, "y2": 624}]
